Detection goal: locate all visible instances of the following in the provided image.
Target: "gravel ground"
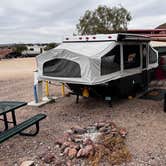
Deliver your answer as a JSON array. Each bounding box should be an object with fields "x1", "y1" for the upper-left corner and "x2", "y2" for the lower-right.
[{"x1": 0, "y1": 58, "x2": 166, "y2": 165}]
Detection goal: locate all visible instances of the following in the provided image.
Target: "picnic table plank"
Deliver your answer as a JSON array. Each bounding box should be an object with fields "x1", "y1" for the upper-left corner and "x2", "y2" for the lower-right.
[
  {"x1": 0, "y1": 101, "x2": 27, "y2": 131},
  {"x1": 0, "y1": 101, "x2": 27, "y2": 115},
  {"x1": 0, "y1": 113, "x2": 47, "y2": 143}
]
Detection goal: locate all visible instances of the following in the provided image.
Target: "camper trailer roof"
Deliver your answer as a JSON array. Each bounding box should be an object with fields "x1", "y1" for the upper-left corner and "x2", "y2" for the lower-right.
[{"x1": 63, "y1": 33, "x2": 150, "y2": 43}]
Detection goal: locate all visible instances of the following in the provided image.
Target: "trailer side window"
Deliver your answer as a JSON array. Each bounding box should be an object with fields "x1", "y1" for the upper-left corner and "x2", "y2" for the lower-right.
[
  {"x1": 123, "y1": 45, "x2": 140, "y2": 69},
  {"x1": 149, "y1": 47, "x2": 157, "y2": 64},
  {"x1": 101, "y1": 45, "x2": 120, "y2": 75},
  {"x1": 43, "y1": 58, "x2": 81, "y2": 78}
]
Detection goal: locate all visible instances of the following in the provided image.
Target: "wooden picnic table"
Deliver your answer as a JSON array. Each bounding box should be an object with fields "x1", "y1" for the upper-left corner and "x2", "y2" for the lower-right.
[{"x1": 0, "y1": 101, "x2": 27, "y2": 131}]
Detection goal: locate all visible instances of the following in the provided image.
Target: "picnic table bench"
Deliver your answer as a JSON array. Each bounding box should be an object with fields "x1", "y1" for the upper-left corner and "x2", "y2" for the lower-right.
[{"x1": 0, "y1": 101, "x2": 46, "y2": 143}]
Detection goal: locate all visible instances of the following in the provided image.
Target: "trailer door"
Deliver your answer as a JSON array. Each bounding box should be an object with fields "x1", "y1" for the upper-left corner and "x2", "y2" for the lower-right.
[{"x1": 142, "y1": 44, "x2": 148, "y2": 69}]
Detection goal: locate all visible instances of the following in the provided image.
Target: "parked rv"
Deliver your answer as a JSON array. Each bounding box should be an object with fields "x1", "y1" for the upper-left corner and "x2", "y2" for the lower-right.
[
  {"x1": 36, "y1": 34, "x2": 158, "y2": 97},
  {"x1": 22, "y1": 44, "x2": 46, "y2": 57}
]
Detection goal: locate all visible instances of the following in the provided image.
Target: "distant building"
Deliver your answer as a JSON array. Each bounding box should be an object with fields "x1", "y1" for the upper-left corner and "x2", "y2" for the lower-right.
[
  {"x1": 125, "y1": 24, "x2": 166, "y2": 80},
  {"x1": 0, "y1": 48, "x2": 13, "y2": 59},
  {"x1": 126, "y1": 23, "x2": 166, "y2": 41},
  {"x1": 126, "y1": 29, "x2": 166, "y2": 41},
  {"x1": 124, "y1": 23, "x2": 166, "y2": 56},
  {"x1": 125, "y1": 29, "x2": 166, "y2": 54}
]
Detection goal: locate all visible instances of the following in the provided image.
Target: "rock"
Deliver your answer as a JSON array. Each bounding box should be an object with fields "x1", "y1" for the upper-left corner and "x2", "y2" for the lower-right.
[
  {"x1": 111, "y1": 127, "x2": 117, "y2": 134},
  {"x1": 83, "y1": 138, "x2": 93, "y2": 145},
  {"x1": 71, "y1": 126, "x2": 86, "y2": 134},
  {"x1": 61, "y1": 141, "x2": 80, "y2": 150},
  {"x1": 86, "y1": 126, "x2": 97, "y2": 133},
  {"x1": 74, "y1": 138, "x2": 83, "y2": 143},
  {"x1": 68, "y1": 148, "x2": 77, "y2": 159},
  {"x1": 66, "y1": 129, "x2": 74, "y2": 134},
  {"x1": 119, "y1": 128, "x2": 127, "y2": 137},
  {"x1": 61, "y1": 141, "x2": 77, "y2": 152},
  {"x1": 42, "y1": 153, "x2": 55, "y2": 164},
  {"x1": 61, "y1": 145, "x2": 67, "y2": 153},
  {"x1": 66, "y1": 160, "x2": 72, "y2": 166},
  {"x1": 39, "y1": 142, "x2": 44, "y2": 146},
  {"x1": 99, "y1": 126, "x2": 107, "y2": 133},
  {"x1": 149, "y1": 158, "x2": 158, "y2": 166},
  {"x1": 73, "y1": 135, "x2": 83, "y2": 143},
  {"x1": 59, "y1": 153, "x2": 64, "y2": 156},
  {"x1": 63, "y1": 147, "x2": 70, "y2": 155},
  {"x1": 77, "y1": 145, "x2": 94, "y2": 158},
  {"x1": 67, "y1": 135, "x2": 75, "y2": 142},
  {"x1": 84, "y1": 145, "x2": 95, "y2": 156},
  {"x1": 55, "y1": 144, "x2": 60, "y2": 149},
  {"x1": 55, "y1": 138, "x2": 64, "y2": 146},
  {"x1": 20, "y1": 161, "x2": 34, "y2": 166},
  {"x1": 70, "y1": 143, "x2": 80, "y2": 150},
  {"x1": 104, "y1": 123, "x2": 111, "y2": 128},
  {"x1": 56, "y1": 133, "x2": 72, "y2": 146},
  {"x1": 36, "y1": 148, "x2": 48, "y2": 159},
  {"x1": 47, "y1": 146, "x2": 51, "y2": 150},
  {"x1": 106, "y1": 126, "x2": 112, "y2": 131},
  {"x1": 63, "y1": 133, "x2": 73, "y2": 141},
  {"x1": 80, "y1": 144, "x2": 84, "y2": 149},
  {"x1": 105, "y1": 130, "x2": 111, "y2": 135},
  {"x1": 110, "y1": 122, "x2": 117, "y2": 128},
  {"x1": 77, "y1": 149, "x2": 84, "y2": 158},
  {"x1": 95, "y1": 122, "x2": 105, "y2": 129},
  {"x1": 54, "y1": 161, "x2": 64, "y2": 166},
  {"x1": 74, "y1": 134, "x2": 82, "y2": 139},
  {"x1": 63, "y1": 141, "x2": 72, "y2": 147}
]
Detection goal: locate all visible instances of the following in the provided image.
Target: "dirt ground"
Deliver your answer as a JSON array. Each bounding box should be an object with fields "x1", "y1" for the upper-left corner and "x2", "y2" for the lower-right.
[
  {"x1": 0, "y1": 58, "x2": 36, "y2": 80},
  {"x1": 0, "y1": 58, "x2": 166, "y2": 165}
]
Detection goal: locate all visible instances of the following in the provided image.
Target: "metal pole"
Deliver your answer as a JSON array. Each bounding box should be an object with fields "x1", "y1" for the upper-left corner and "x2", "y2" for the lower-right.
[
  {"x1": 34, "y1": 70, "x2": 43, "y2": 103},
  {"x1": 45, "y1": 81, "x2": 49, "y2": 97},
  {"x1": 34, "y1": 71, "x2": 38, "y2": 103},
  {"x1": 62, "y1": 83, "x2": 65, "y2": 97},
  {"x1": 164, "y1": 93, "x2": 166, "y2": 112}
]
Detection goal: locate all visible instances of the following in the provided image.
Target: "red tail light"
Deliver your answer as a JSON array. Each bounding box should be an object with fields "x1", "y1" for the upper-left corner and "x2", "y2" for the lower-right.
[{"x1": 160, "y1": 57, "x2": 165, "y2": 65}]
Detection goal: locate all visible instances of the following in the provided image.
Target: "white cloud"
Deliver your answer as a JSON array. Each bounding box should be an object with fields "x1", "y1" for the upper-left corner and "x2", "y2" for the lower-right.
[
  {"x1": 0, "y1": 0, "x2": 165, "y2": 43},
  {"x1": 129, "y1": 14, "x2": 166, "y2": 29}
]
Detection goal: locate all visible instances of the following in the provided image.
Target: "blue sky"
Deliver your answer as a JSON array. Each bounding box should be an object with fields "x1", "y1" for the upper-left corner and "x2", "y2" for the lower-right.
[{"x1": 0, "y1": 0, "x2": 165, "y2": 43}]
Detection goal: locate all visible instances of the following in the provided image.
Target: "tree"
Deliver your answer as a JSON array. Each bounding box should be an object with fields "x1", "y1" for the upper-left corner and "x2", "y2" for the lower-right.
[
  {"x1": 156, "y1": 23, "x2": 166, "y2": 29},
  {"x1": 76, "y1": 5, "x2": 132, "y2": 35},
  {"x1": 44, "y1": 43, "x2": 57, "y2": 51},
  {"x1": 15, "y1": 44, "x2": 27, "y2": 55}
]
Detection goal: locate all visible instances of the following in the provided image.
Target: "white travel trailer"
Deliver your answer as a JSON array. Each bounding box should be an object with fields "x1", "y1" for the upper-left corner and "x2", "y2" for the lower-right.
[
  {"x1": 36, "y1": 33, "x2": 158, "y2": 97},
  {"x1": 22, "y1": 44, "x2": 46, "y2": 57}
]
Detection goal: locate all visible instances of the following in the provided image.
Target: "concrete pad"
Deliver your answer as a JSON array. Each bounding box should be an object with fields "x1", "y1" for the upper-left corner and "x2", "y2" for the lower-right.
[{"x1": 28, "y1": 96, "x2": 58, "y2": 107}]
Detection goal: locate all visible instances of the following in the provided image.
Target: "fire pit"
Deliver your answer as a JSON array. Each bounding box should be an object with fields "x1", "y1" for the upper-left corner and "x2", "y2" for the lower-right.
[{"x1": 55, "y1": 121, "x2": 131, "y2": 165}]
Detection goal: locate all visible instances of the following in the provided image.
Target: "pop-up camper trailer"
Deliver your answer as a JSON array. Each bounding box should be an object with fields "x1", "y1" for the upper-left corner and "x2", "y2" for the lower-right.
[{"x1": 36, "y1": 33, "x2": 158, "y2": 97}]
